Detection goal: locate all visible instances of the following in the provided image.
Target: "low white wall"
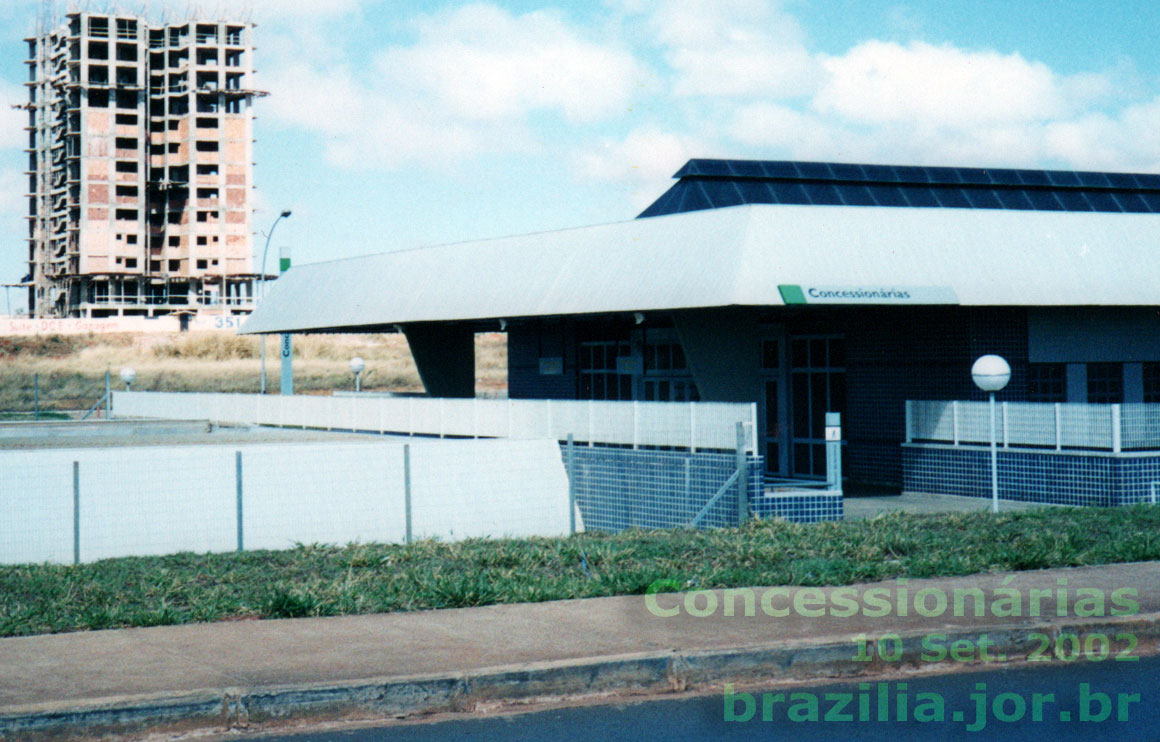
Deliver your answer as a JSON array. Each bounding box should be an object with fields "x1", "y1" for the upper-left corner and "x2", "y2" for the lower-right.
[
  {"x1": 0, "y1": 438, "x2": 571, "y2": 565},
  {"x1": 113, "y1": 391, "x2": 758, "y2": 453}
]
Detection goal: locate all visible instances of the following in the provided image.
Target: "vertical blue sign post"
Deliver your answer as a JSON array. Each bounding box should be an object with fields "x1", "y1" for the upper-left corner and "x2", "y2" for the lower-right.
[
  {"x1": 824, "y1": 412, "x2": 842, "y2": 491},
  {"x1": 279, "y1": 246, "x2": 293, "y2": 395}
]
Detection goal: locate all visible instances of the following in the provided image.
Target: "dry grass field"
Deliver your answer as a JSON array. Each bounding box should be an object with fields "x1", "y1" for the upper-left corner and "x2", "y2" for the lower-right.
[{"x1": 0, "y1": 332, "x2": 507, "y2": 411}]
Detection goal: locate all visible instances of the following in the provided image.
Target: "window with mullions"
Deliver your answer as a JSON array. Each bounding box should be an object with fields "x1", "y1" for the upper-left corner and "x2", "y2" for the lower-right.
[
  {"x1": 1027, "y1": 363, "x2": 1066, "y2": 402},
  {"x1": 1087, "y1": 363, "x2": 1123, "y2": 403},
  {"x1": 642, "y1": 330, "x2": 698, "y2": 402},
  {"x1": 579, "y1": 340, "x2": 632, "y2": 400},
  {"x1": 1144, "y1": 364, "x2": 1160, "y2": 403},
  {"x1": 790, "y1": 336, "x2": 846, "y2": 478}
]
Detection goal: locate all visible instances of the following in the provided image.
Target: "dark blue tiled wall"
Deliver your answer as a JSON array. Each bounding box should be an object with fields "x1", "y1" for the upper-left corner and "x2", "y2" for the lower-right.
[
  {"x1": 903, "y1": 444, "x2": 1160, "y2": 507},
  {"x1": 752, "y1": 492, "x2": 843, "y2": 522},
  {"x1": 508, "y1": 324, "x2": 578, "y2": 400},
  {"x1": 563, "y1": 446, "x2": 843, "y2": 529}
]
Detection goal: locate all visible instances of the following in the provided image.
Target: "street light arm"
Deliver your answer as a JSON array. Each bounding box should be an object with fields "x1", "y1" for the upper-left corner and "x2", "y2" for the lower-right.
[{"x1": 260, "y1": 211, "x2": 291, "y2": 283}]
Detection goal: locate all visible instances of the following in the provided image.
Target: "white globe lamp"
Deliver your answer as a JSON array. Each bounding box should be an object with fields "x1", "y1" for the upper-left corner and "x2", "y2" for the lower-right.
[{"x1": 971, "y1": 354, "x2": 1010, "y2": 513}]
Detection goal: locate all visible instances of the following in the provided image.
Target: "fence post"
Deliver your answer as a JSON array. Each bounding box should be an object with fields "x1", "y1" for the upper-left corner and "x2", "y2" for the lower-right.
[
  {"x1": 72, "y1": 461, "x2": 80, "y2": 565},
  {"x1": 952, "y1": 401, "x2": 959, "y2": 446},
  {"x1": 1001, "y1": 402, "x2": 1009, "y2": 448},
  {"x1": 904, "y1": 400, "x2": 912, "y2": 443},
  {"x1": 735, "y1": 422, "x2": 748, "y2": 526},
  {"x1": 403, "y1": 444, "x2": 413, "y2": 545},
  {"x1": 632, "y1": 401, "x2": 639, "y2": 450},
  {"x1": 105, "y1": 370, "x2": 111, "y2": 419},
  {"x1": 235, "y1": 451, "x2": 244, "y2": 551},
  {"x1": 566, "y1": 434, "x2": 576, "y2": 536},
  {"x1": 683, "y1": 458, "x2": 692, "y2": 523},
  {"x1": 588, "y1": 400, "x2": 594, "y2": 447},
  {"x1": 750, "y1": 404, "x2": 758, "y2": 454},
  {"x1": 689, "y1": 402, "x2": 697, "y2": 454},
  {"x1": 1112, "y1": 404, "x2": 1122, "y2": 453},
  {"x1": 1054, "y1": 403, "x2": 1062, "y2": 451}
]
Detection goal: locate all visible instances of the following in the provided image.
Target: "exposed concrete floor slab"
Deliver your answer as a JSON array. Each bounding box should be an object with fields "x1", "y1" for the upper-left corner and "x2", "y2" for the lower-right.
[{"x1": 843, "y1": 492, "x2": 1051, "y2": 520}]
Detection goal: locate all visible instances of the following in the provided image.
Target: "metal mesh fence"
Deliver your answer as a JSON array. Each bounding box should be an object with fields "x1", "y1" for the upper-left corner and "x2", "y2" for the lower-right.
[
  {"x1": 566, "y1": 446, "x2": 764, "y2": 533},
  {"x1": 1120, "y1": 404, "x2": 1160, "y2": 450},
  {"x1": 0, "y1": 438, "x2": 571, "y2": 565},
  {"x1": 908, "y1": 400, "x2": 1122, "y2": 451}
]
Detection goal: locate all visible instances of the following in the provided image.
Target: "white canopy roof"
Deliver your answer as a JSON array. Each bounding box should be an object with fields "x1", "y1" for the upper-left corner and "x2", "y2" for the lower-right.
[{"x1": 241, "y1": 204, "x2": 1160, "y2": 334}]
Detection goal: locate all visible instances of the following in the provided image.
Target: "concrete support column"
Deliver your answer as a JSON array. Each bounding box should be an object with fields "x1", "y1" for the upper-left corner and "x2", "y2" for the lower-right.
[
  {"x1": 1066, "y1": 363, "x2": 1087, "y2": 403},
  {"x1": 671, "y1": 307, "x2": 762, "y2": 403},
  {"x1": 403, "y1": 322, "x2": 476, "y2": 398}
]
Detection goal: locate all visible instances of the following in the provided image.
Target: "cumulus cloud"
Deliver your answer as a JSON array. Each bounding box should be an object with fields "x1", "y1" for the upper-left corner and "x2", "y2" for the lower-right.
[
  {"x1": 645, "y1": 0, "x2": 820, "y2": 98},
  {"x1": 262, "y1": 3, "x2": 644, "y2": 168},
  {"x1": 813, "y1": 41, "x2": 1096, "y2": 127},
  {"x1": 572, "y1": 127, "x2": 723, "y2": 209},
  {"x1": 378, "y1": 4, "x2": 643, "y2": 122},
  {"x1": 1045, "y1": 97, "x2": 1160, "y2": 171},
  {"x1": 254, "y1": 0, "x2": 1160, "y2": 178}
]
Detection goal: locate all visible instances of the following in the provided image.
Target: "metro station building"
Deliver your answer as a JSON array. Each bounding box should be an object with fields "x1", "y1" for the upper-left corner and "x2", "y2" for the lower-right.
[{"x1": 243, "y1": 160, "x2": 1160, "y2": 491}]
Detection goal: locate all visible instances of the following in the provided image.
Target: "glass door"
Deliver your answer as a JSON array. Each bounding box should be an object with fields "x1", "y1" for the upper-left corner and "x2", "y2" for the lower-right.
[
  {"x1": 760, "y1": 330, "x2": 788, "y2": 477},
  {"x1": 790, "y1": 335, "x2": 846, "y2": 478}
]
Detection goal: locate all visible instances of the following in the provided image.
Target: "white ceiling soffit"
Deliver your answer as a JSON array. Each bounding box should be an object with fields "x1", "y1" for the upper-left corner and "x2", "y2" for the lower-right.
[{"x1": 240, "y1": 204, "x2": 1160, "y2": 334}]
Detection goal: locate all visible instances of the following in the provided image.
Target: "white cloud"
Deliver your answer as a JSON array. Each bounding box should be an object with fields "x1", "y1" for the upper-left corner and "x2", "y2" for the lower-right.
[
  {"x1": 1045, "y1": 97, "x2": 1160, "y2": 171},
  {"x1": 718, "y1": 36, "x2": 1158, "y2": 172},
  {"x1": 572, "y1": 127, "x2": 720, "y2": 210},
  {"x1": 813, "y1": 41, "x2": 1088, "y2": 127},
  {"x1": 644, "y1": 0, "x2": 820, "y2": 98},
  {"x1": 378, "y1": 4, "x2": 644, "y2": 123},
  {"x1": 255, "y1": 0, "x2": 1160, "y2": 178},
  {"x1": 261, "y1": 3, "x2": 645, "y2": 169}
]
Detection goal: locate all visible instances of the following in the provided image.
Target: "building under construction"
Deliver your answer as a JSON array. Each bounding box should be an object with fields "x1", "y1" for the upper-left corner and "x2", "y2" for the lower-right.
[{"x1": 24, "y1": 9, "x2": 265, "y2": 319}]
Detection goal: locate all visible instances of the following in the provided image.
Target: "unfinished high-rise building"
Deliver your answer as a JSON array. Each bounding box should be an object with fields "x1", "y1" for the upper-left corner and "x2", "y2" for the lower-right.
[{"x1": 24, "y1": 10, "x2": 265, "y2": 318}]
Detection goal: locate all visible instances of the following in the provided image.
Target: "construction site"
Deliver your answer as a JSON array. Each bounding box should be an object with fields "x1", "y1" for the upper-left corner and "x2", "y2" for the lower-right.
[{"x1": 22, "y1": 4, "x2": 266, "y2": 320}]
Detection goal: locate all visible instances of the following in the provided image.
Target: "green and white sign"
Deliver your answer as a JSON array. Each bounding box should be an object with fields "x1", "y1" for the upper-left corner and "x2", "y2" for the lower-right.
[{"x1": 778, "y1": 284, "x2": 959, "y2": 305}]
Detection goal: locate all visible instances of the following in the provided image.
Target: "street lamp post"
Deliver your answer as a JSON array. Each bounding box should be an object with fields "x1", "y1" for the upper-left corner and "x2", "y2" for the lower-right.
[
  {"x1": 259, "y1": 210, "x2": 292, "y2": 394},
  {"x1": 971, "y1": 355, "x2": 1011, "y2": 514},
  {"x1": 350, "y1": 357, "x2": 365, "y2": 393}
]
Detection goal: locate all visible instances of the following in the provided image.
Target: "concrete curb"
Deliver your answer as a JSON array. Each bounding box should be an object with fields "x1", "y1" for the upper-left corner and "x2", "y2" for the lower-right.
[{"x1": 4, "y1": 613, "x2": 1158, "y2": 739}]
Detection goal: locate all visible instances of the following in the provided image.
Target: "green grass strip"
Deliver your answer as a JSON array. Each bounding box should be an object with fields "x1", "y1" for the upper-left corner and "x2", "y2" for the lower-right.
[{"x1": 2, "y1": 505, "x2": 1159, "y2": 638}]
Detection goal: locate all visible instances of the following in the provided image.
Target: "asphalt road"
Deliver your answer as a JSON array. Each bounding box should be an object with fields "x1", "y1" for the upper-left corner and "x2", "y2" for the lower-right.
[{"x1": 252, "y1": 655, "x2": 1160, "y2": 741}]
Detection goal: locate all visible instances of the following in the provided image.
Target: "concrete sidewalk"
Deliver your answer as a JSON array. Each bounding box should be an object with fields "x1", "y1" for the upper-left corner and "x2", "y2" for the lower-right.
[{"x1": 3, "y1": 562, "x2": 1159, "y2": 737}]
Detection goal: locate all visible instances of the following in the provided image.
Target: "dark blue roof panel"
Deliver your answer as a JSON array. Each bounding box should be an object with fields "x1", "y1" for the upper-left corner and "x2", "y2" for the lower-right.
[{"x1": 638, "y1": 158, "x2": 1160, "y2": 218}]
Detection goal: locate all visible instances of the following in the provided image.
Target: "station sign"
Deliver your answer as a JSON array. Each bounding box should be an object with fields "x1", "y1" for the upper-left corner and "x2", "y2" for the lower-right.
[{"x1": 778, "y1": 284, "x2": 959, "y2": 305}]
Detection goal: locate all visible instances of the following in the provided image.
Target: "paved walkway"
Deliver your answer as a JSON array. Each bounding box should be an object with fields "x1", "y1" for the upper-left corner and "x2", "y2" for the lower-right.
[
  {"x1": 843, "y1": 492, "x2": 1050, "y2": 519},
  {"x1": 2, "y1": 562, "x2": 1158, "y2": 730}
]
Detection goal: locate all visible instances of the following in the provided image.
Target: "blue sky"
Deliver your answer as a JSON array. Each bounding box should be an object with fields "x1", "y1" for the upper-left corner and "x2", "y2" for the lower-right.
[{"x1": 2, "y1": 0, "x2": 1159, "y2": 285}]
